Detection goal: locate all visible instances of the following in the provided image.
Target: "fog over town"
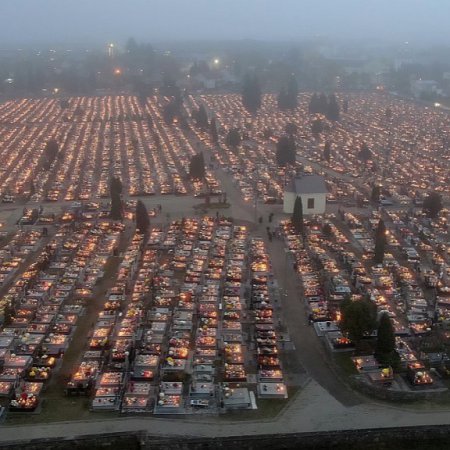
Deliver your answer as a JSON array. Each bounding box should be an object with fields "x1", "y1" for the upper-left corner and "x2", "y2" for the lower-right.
[
  {"x1": 0, "y1": 2, "x2": 450, "y2": 450},
  {"x1": 2, "y1": 0, "x2": 450, "y2": 44}
]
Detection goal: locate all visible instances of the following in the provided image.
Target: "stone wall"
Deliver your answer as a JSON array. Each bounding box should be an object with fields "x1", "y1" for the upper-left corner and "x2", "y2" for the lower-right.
[{"x1": 4, "y1": 426, "x2": 450, "y2": 450}]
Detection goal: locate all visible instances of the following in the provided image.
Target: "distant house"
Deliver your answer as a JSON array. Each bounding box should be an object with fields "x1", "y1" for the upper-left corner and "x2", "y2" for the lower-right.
[{"x1": 283, "y1": 174, "x2": 327, "y2": 214}]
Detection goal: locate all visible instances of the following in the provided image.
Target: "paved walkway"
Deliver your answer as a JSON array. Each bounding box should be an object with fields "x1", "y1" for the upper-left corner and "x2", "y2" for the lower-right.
[
  {"x1": 211, "y1": 156, "x2": 362, "y2": 405},
  {"x1": 2, "y1": 379, "x2": 450, "y2": 443},
  {"x1": 264, "y1": 234, "x2": 363, "y2": 406}
]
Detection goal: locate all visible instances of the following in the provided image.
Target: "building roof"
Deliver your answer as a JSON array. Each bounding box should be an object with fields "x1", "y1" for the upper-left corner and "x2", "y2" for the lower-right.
[{"x1": 285, "y1": 174, "x2": 327, "y2": 195}]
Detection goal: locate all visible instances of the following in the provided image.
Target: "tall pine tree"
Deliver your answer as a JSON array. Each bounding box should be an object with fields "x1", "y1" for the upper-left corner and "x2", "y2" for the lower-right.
[
  {"x1": 374, "y1": 219, "x2": 386, "y2": 264},
  {"x1": 195, "y1": 104, "x2": 209, "y2": 129},
  {"x1": 308, "y1": 93, "x2": 320, "y2": 114},
  {"x1": 324, "y1": 141, "x2": 331, "y2": 162},
  {"x1": 189, "y1": 153, "x2": 205, "y2": 180},
  {"x1": 242, "y1": 73, "x2": 262, "y2": 114},
  {"x1": 326, "y1": 94, "x2": 340, "y2": 121},
  {"x1": 136, "y1": 200, "x2": 150, "y2": 234},
  {"x1": 292, "y1": 196, "x2": 304, "y2": 235},
  {"x1": 286, "y1": 74, "x2": 299, "y2": 108},
  {"x1": 225, "y1": 128, "x2": 241, "y2": 148},
  {"x1": 375, "y1": 313, "x2": 397, "y2": 366},
  {"x1": 276, "y1": 135, "x2": 296, "y2": 166},
  {"x1": 210, "y1": 117, "x2": 218, "y2": 145},
  {"x1": 110, "y1": 177, "x2": 123, "y2": 220}
]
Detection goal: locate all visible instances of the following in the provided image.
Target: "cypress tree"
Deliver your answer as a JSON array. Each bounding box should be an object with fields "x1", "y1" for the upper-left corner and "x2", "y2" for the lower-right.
[
  {"x1": 43, "y1": 139, "x2": 59, "y2": 170},
  {"x1": 110, "y1": 177, "x2": 123, "y2": 220},
  {"x1": 326, "y1": 94, "x2": 340, "y2": 121},
  {"x1": 286, "y1": 74, "x2": 299, "y2": 108},
  {"x1": 311, "y1": 118, "x2": 324, "y2": 136},
  {"x1": 285, "y1": 122, "x2": 298, "y2": 136},
  {"x1": 423, "y1": 192, "x2": 443, "y2": 218},
  {"x1": 375, "y1": 313, "x2": 395, "y2": 355},
  {"x1": 189, "y1": 153, "x2": 205, "y2": 180},
  {"x1": 210, "y1": 117, "x2": 219, "y2": 144},
  {"x1": 195, "y1": 105, "x2": 209, "y2": 129},
  {"x1": 225, "y1": 128, "x2": 241, "y2": 148},
  {"x1": 375, "y1": 313, "x2": 397, "y2": 366},
  {"x1": 343, "y1": 99, "x2": 349, "y2": 113},
  {"x1": 136, "y1": 200, "x2": 150, "y2": 234},
  {"x1": 371, "y1": 185, "x2": 381, "y2": 203},
  {"x1": 277, "y1": 88, "x2": 289, "y2": 110},
  {"x1": 358, "y1": 142, "x2": 372, "y2": 162},
  {"x1": 276, "y1": 135, "x2": 296, "y2": 166},
  {"x1": 374, "y1": 219, "x2": 386, "y2": 264},
  {"x1": 242, "y1": 73, "x2": 262, "y2": 114},
  {"x1": 318, "y1": 93, "x2": 328, "y2": 114},
  {"x1": 340, "y1": 297, "x2": 377, "y2": 344},
  {"x1": 292, "y1": 196, "x2": 304, "y2": 235},
  {"x1": 308, "y1": 93, "x2": 320, "y2": 114},
  {"x1": 324, "y1": 141, "x2": 331, "y2": 162}
]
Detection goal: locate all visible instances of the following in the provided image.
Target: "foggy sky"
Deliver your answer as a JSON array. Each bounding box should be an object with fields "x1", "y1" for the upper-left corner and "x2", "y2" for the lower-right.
[{"x1": 0, "y1": 0, "x2": 448, "y2": 46}]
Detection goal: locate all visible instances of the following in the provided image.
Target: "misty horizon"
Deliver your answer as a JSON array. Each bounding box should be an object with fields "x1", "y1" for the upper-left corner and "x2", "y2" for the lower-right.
[{"x1": 1, "y1": 0, "x2": 450, "y2": 46}]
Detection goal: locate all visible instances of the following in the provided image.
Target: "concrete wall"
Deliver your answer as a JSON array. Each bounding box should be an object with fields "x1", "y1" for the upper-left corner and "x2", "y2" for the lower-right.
[
  {"x1": 283, "y1": 193, "x2": 326, "y2": 215},
  {"x1": 7, "y1": 427, "x2": 450, "y2": 450}
]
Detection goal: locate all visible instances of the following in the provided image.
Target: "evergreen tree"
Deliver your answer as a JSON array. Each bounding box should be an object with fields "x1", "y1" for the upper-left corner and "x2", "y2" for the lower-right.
[
  {"x1": 423, "y1": 192, "x2": 443, "y2": 218},
  {"x1": 340, "y1": 296, "x2": 377, "y2": 344},
  {"x1": 262, "y1": 128, "x2": 273, "y2": 140},
  {"x1": 277, "y1": 88, "x2": 289, "y2": 110},
  {"x1": 109, "y1": 177, "x2": 123, "y2": 220},
  {"x1": 311, "y1": 118, "x2": 324, "y2": 136},
  {"x1": 225, "y1": 128, "x2": 241, "y2": 148},
  {"x1": 29, "y1": 180, "x2": 35, "y2": 197},
  {"x1": 292, "y1": 196, "x2": 304, "y2": 235},
  {"x1": 285, "y1": 122, "x2": 298, "y2": 136},
  {"x1": 162, "y1": 101, "x2": 178, "y2": 125},
  {"x1": 343, "y1": 99, "x2": 349, "y2": 113},
  {"x1": 326, "y1": 94, "x2": 340, "y2": 121},
  {"x1": 189, "y1": 153, "x2": 205, "y2": 180},
  {"x1": 276, "y1": 135, "x2": 296, "y2": 166},
  {"x1": 43, "y1": 139, "x2": 59, "y2": 170},
  {"x1": 125, "y1": 37, "x2": 139, "y2": 55},
  {"x1": 375, "y1": 313, "x2": 395, "y2": 356},
  {"x1": 279, "y1": 75, "x2": 299, "y2": 110},
  {"x1": 195, "y1": 104, "x2": 209, "y2": 129},
  {"x1": 210, "y1": 117, "x2": 219, "y2": 145},
  {"x1": 286, "y1": 74, "x2": 299, "y2": 108},
  {"x1": 318, "y1": 93, "x2": 329, "y2": 114},
  {"x1": 374, "y1": 219, "x2": 386, "y2": 264},
  {"x1": 2, "y1": 302, "x2": 13, "y2": 326},
  {"x1": 308, "y1": 93, "x2": 320, "y2": 114},
  {"x1": 110, "y1": 176, "x2": 123, "y2": 195},
  {"x1": 371, "y1": 185, "x2": 381, "y2": 203},
  {"x1": 375, "y1": 313, "x2": 398, "y2": 366},
  {"x1": 358, "y1": 142, "x2": 372, "y2": 162},
  {"x1": 324, "y1": 141, "x2": 331, "y2": 162},
  {"x1": 135, "y1": 200, "x2": 150, "y2": 234},
  {"x1": 242, "y1": 73, "x2": 262, "y2": 114}
]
